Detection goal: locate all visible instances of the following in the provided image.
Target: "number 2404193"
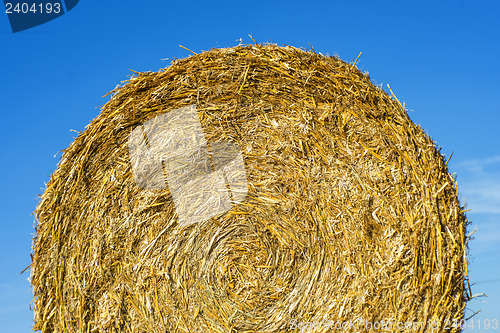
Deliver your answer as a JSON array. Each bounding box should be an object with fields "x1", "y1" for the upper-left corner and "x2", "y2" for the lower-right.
[{"x1": 5, "y1": 2, "x2": 61, "y2": 14}]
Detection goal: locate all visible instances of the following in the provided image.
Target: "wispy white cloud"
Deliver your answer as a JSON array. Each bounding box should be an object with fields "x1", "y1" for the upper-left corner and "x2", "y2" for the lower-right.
[
  {"x1": 454, "y1": 155, "x2": 500, "y2": 173},
  {"x1": 458, "y1": 180, "x2": 500, "y2": 214},
  {"x1": 451, "y1": 156, "x2": 500, "y2": 214},
  {"x1": 467, "y1": 219, "x2": 500, "y2": 255},
  {"x1": 449, "y1": 156, "x2": 500, "y2": 256}
]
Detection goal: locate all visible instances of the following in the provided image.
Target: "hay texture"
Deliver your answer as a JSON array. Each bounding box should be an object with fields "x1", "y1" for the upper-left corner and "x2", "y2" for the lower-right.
[{"x1": 31, "y1": 44, "x2": 470, "y2": 332}]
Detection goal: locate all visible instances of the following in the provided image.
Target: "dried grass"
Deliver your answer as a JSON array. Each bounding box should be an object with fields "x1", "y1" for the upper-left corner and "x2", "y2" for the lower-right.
[{"x1": 31, "y1": 44, "x2": 470, "y2": 332}]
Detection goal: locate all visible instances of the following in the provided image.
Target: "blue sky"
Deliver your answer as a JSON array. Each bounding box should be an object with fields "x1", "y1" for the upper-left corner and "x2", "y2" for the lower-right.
[{"x1": 1, "y1": 0, "x2": 499, "y2": 331}]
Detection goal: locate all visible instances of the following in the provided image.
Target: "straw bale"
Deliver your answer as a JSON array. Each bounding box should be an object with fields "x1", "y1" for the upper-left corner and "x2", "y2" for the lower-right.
[{"x1": 31, "y1": 44, "x2": 470, "y2": 332}]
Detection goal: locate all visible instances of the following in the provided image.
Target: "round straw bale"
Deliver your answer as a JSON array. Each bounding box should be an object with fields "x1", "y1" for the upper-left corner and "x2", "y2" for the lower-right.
[{"x1": 31, "y1": 44, "x2": 469, "y2": 332}]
